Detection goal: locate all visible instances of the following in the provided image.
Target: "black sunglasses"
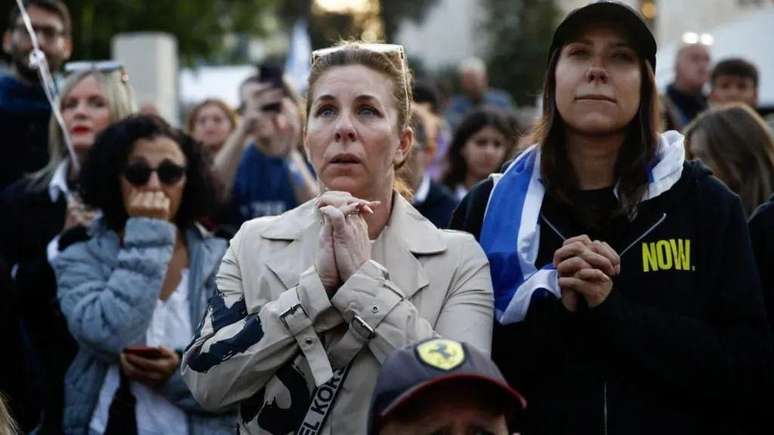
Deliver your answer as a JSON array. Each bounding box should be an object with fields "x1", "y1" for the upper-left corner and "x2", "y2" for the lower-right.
[{"x1": 123, "y1": 160, "x2": 187, "y2": 186}]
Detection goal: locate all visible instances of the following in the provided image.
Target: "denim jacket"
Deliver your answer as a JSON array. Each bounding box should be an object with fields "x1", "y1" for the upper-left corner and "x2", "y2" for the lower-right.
[{"x1": 54, "y1": 217, "x2": 235, "y2": 435}]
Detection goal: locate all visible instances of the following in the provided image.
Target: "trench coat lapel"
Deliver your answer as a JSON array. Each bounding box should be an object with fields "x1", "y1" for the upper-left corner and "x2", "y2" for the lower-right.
[
  {"x1": 263, "y1": 201, "x2": 321, "y2": 290},
  {"x1": 261, "y1": 195, "x2": 448, "y2": 298},
  {"x1": 373, "y1": 195, "x2": 447, "y2": 300}
]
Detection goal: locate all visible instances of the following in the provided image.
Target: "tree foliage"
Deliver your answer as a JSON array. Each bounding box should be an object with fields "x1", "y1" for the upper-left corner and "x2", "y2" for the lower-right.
[
  {"x1": 2, "y1": 0, "x2": 438, "y2": 65},
  {"x1": 482, "y1": 0, "x2": 560, "y2": 106},
  {"x1": 2, "y1": 0, "x2": 278, "y2": 65},
  {"x1": 277, "y1": 0, "x2": 438, "y2": 49}
]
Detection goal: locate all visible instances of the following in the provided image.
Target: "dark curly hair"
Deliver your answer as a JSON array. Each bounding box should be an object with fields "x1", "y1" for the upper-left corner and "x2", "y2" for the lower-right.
[
  {"x1": 442, "y1": 108, "x2": 517, "y2": 190},
  {"x1": 79, "y1": 114, "x2": 220, "y2": 231}
]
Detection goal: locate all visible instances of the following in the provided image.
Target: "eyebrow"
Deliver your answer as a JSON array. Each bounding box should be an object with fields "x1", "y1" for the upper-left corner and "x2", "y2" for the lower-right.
[
  {"x1": 569, "y1": 39, "x2": 634, "y2": 49},
  {"x1": 313, "y1": 94, "x2": 382, "y2": 104}
]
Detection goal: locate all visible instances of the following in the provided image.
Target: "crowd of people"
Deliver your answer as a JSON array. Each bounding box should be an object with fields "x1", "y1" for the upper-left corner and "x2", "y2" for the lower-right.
[{"x1": 2, "y1": 0, "x2": 774, "y2": 434}]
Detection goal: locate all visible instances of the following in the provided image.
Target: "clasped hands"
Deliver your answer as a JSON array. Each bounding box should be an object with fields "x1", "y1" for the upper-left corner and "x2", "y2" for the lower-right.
[
  {"x1": 553, "y1": 235, "x2": 620, "y2": 312},
  {"x1": 315, "y1": 191, "x2": 380, "y2": 294}
]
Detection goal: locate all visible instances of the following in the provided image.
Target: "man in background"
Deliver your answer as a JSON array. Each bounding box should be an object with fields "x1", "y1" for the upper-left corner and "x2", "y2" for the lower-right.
[
  {"x1": 662, "y1": 43, "x2": 711, "y2": 131},
  {"x1": 1, "y1": 0, "x2": 72, "y2": 190},
  {"x1": 445, "y1": 57, "x2": 514, "y2": 130}
]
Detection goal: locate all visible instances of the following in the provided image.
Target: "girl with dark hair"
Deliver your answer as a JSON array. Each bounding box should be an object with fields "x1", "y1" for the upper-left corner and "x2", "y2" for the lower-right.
[
  {"x1": 53, "y1": 114, "x2": 234, "y2": 434},
  {"x1": 442, "y1": 108, "x2": 516, "y2": 201},
  {"x1": 451, "y1": 2, "x2": 771, "y2": 434}
]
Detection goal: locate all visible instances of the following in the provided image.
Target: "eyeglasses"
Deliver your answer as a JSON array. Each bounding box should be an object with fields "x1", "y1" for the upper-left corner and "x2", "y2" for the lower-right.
[
  {"x1": 64, "y1": 61, "x2": 129, "y2": 83},
  {"x1": 123, "y1": 161, "x2": 187, "y2": 186},
  {"x1": 311, "y1": 43, "x2": 410, "y2": 114},
  {"x1": 14, "y1": 23, "x2": 65, "y2": 41}
]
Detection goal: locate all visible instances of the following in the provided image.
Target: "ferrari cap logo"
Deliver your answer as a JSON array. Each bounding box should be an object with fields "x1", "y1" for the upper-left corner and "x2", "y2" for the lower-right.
[{"x1": 416, "y1": 339, "x2": 465, "y2": 371}]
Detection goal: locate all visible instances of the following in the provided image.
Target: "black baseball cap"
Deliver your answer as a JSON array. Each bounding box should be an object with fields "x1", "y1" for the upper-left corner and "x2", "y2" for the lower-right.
[
  {"x1": 549, "y1": 0, "x2": 657, "y2": 70},
  {"x1": 368, "y1": 338, "x2": 526, "y2": 434}
]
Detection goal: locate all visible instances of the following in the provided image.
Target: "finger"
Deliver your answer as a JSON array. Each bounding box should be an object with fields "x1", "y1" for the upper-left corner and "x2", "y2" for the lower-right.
[
  {"x1": 590, "y1": 241, "x2": 620, "y2": 266},
  {"x1": 315, "y1": 191, "x2": 354, "y2": 208},
  {"x1": 555, "y1": 242, "x2": 615, "y2": 275},
  {"x1": 557, "y1": 257, "x2": 592, "y2": 277},
  {"x1": 575, "y1": 268, "x2": 612, "y2": 283},
  {"x1": 357, "y1": 201, "x2": 381, "y2": 215},
  {"x1": 600, "y1": 241, "x2": 621, "y2": 274},
  {"x1": 558, "y1": 276, "x2": 585, "y2": 292},
  {"x1": 124, "y1": 353, "x2": 165, "y2": 371},
  {"x1": 158, "y1": 346, "x2": 180, "y2": 366},
  {"x1": 129, "y1": 190, "x2": 143, "y2": 208},
  {"x1": 319, "y1": 205, "x2": 347, "y2": 233},
  {"x1": 575, "y1": 250, "x2": 615, "y2": 276},
  {"x1": 142, "y1": 191, "x2": 155, "y2": 209},
  {"x1": 159, "y1": 196, "x2": 171, "y2": 214},
  {"x1": 563, "y1": 235, "x2": 592, "y2": 247},
  {"x1": 120, "y1": 354, "x2": 140, "y2": 377},
  {"x1": 553, "y1": 242, "x2": 588, "y2": 265},
  {"x1": 338, "y1": 201, "x2": 362, "y2": 217}
]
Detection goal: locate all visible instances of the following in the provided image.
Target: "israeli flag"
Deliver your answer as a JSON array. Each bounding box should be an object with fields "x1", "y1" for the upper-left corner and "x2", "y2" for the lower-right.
[
  {"x1": 284, "y1": 19, "x2": 311, "y2": 95},
  {"x1": 481, "y1": 131, "x2": 685, "y2": 324}
]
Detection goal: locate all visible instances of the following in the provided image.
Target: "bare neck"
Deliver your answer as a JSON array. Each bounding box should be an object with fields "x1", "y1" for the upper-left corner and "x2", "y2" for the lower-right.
[
  {"x1": 363, "y1": 187, "x2": 394, "y2": 240},
  {"x1": 565, "y1": 129, "x2": 624, "y2": 190}
]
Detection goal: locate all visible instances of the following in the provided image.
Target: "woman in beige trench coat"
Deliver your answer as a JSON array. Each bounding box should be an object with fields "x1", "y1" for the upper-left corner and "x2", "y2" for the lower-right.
[{"x1": 182, "y1": 42, "x2": 494, "y2": 435}]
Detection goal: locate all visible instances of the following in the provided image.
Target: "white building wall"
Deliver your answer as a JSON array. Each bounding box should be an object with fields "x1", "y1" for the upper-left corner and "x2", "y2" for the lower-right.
[
  {"x1": 112, "y1": 33, "x2": 179, "y2": 125},
  {"x1": 655, "y1": 0, "x2": 772, "y2": 47},
  {"x1": 395, "y1": 0, "x2": 486, "y2": 70}
]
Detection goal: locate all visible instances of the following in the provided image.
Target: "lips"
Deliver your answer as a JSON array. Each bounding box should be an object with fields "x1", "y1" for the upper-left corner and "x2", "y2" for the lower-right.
[
  {"x1": 71, "y1": 126, "x2": 91, "y2": 135},
  {"x1": 329, "y1": 153, "x2": 362, "y2": 165},
  {"x1": 576, "y1": 94, "x2": 616, "y2": 103}
]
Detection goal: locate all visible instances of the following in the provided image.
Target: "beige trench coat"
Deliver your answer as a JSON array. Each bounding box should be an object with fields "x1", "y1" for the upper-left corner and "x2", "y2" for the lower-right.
[{"x1": 182, "y1": 194, "x2": 494, "y2": 434}]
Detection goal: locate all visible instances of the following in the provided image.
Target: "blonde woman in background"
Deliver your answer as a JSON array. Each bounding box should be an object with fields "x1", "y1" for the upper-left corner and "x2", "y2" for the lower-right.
[
  {"x1": 0, "y1": 64, "x2": 136, "y2": 433},
  {"x1": 187, "y1": 98, "x2": 237, "y2": 157},
  {"x1": 685, "y1": 103, "x2": 774, "y2": 216},
  {"x1": 0, "y1": 394, "x2": 20, "y2": 435}
]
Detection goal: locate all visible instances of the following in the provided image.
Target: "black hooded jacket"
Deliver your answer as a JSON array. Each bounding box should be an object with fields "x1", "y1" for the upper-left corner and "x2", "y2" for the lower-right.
[{"x1": 450, "y1": 161, "x2": 773, "y2": 435}]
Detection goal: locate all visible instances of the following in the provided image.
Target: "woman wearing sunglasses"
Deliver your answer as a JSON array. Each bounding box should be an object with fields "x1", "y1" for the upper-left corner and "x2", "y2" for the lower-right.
[
  {"x1": 182, "y1": 42, "x2": 494, "y2": 434},
  {"x1": 451, "y1": 3, "x2": 771, "y2": 434},
  {"x1": 53, "y1": 114, "x2": 234, "y2": 434},
  {"x1": 0, "y1": 65, "x2": 134, "y2": 433}
]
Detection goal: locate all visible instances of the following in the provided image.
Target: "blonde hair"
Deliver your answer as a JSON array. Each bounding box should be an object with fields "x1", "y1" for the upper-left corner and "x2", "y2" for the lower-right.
[
  {"x1": 0, "y1": 394, "x2": 19, "y2": 435},
  {"x1": 27, "y1": 68, "x2": 137, "y2": 192},
  {"x1": 307, "y1": 41, "x2": 414, "y2": 197},
  {"x1": 685, "y1": 103, "x2": 774, "y2": 216},
  {"x1": 186, "y1": 98, "x2": 237, "y2": 134},
  {"x1": 307, "y1": 41, "x2": 413, "y2": 131}
]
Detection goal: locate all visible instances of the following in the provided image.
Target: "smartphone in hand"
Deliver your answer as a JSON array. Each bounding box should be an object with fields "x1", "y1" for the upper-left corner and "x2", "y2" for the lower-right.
[{"x1": 124, "y1": 346, "x2": 163, "y2": 359}]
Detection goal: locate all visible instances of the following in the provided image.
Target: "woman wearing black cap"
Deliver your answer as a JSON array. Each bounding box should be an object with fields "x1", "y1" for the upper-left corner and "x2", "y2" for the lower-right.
[{"x1": 451, "y1": 2, "x2": 772, "y2": 434}]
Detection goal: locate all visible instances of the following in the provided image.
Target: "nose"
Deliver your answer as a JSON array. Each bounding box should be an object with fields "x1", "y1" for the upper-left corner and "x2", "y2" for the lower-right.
[
  {"x1": 334, "y1": 114, "x2": 357, "y2": 143},
  {"x1": 586, "y1": 55, "x2": 609, "y2": 83},
  {"x1": 145, "y1": 171, "x2": 161, "y2": 189}
]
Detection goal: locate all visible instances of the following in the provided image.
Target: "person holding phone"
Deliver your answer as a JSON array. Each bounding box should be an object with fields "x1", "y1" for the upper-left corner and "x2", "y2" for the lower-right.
[
  {"x1": 212, "y1": 65, "x2": 318, "y2": 231},
  {"x1": 53, "y1": 115, "x2": 235, "y2": 434}
]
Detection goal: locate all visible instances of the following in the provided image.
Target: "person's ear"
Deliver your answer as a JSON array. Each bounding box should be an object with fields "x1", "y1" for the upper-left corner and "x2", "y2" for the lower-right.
[
  {"x1": 302, "y1": 131, "x2": 312, "y2": 162},
  {"x1": 61, "y1": 36, "x2": 73, "y2": 61},
  {"x1": 708, "y1": 87, "x2": 719, "y2": 103},
  {"x1": 3, "y1": 30, "x2": 13, "y2": 55},
  {"x1": 394, "y1": 126, "x2": 414, "y2": 167}
]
